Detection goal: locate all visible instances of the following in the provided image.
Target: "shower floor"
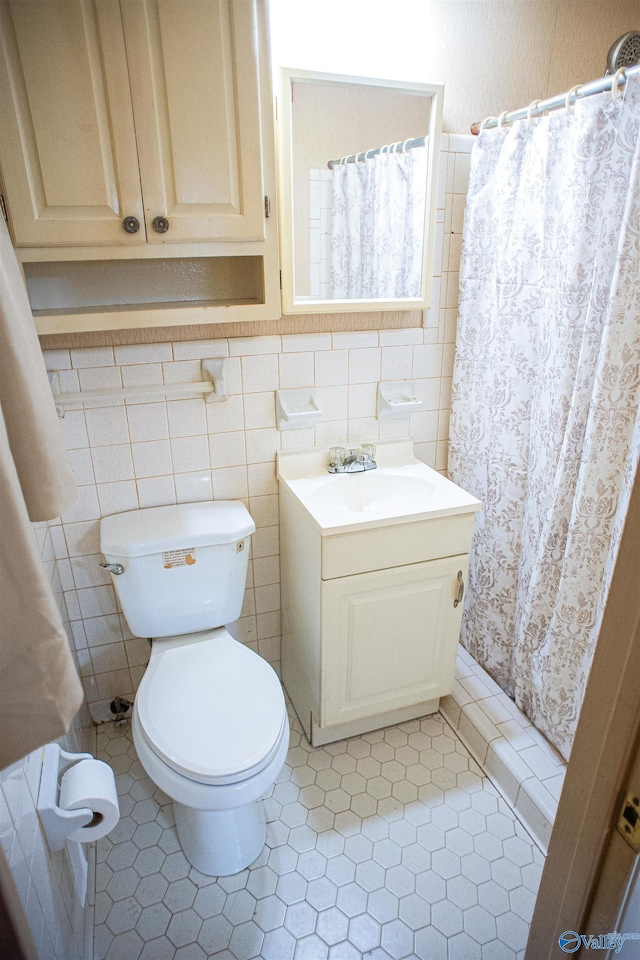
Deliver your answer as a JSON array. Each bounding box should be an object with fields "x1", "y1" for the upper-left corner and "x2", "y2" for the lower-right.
[{"x1": 94, "y1": 701, "x2": 543, "y2": 960}]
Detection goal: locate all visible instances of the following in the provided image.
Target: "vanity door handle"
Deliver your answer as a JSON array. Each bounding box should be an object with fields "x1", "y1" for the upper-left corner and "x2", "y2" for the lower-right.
[
  {"x1": 152, "y1": 216, "x2": 169, "y2": 233},
  {"x1": 453, "y1": 570, "x2": 465, "y2": 608}
]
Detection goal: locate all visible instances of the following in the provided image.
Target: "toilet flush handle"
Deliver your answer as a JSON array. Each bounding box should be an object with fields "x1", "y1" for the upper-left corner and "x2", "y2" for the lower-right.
[{"x1": 99, "y1": 562, "x2": 124, "y2": 576}]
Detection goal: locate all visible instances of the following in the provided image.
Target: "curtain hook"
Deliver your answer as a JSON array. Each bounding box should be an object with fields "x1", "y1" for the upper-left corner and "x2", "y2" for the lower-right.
[
  {"x1": 356, "y1": 151, "x2": 366, "y2": 164},
  {"x1": 497, "y1": 111, "x2": 510, "y2": 131},
  {"x1": 340, "y1": 155, "x2": 349, "y2": 165},
  {"x1": 365, "y1": 149, "x2": 375, "y2": 160},
  {"x1": 611, "y1": 67, "x2": 627, "y2": 99},
  {"x1": 479, "y1": 116, "x2": 497, "y2": 132},
  {"x1": 401, "y1": 138, "x2": 412, "y2": 154},
  {"x1": 527, "y1": 99, "x2": 542, "y2": 125},
  {"x1": 565, "y1": 85, "x2": 581, "y2": 115}
]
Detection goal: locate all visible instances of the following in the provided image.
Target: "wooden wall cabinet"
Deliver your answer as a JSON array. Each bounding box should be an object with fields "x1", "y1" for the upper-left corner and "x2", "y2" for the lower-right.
[{"x1": 0, "y1": 0, "x2": 279, "y2": 333}]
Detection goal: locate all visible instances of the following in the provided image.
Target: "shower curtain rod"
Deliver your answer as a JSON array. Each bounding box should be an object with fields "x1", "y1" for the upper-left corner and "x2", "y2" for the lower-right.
[
  {"x1": 327, "y1": 136, "x2": 426, "y2": 168},
  {"x1": 470, "y1": 63, "x2": 640, "y2": 134}
]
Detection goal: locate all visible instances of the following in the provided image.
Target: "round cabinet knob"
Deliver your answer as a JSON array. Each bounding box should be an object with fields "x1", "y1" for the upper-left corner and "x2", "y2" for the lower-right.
[
  {"x1": 152, "y1": 216, "x2": 169, "y2": 233},
  {"x1": 122, "y1": 216, "x2": 140, "y2": 234}
]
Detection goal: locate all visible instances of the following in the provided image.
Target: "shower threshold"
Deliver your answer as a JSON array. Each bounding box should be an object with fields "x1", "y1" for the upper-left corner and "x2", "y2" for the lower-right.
[{"x1": 440, "y1": 645, "x2": 566, "y2": 853}]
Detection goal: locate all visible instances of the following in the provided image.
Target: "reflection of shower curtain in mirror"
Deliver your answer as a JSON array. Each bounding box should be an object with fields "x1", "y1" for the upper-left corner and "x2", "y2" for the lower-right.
[{"x1": 331, "y1": 145, "x2": 427, "y2": 299}]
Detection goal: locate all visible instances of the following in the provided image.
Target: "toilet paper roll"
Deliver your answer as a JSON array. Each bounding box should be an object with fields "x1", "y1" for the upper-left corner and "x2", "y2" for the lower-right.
[{"x1": 59, "y1": 758, "x2": 120, "y2": 843}]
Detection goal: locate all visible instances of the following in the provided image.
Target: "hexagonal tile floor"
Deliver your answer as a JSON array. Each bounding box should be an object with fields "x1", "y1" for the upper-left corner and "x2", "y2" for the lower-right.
[{"x1": 95, "y1": 704, "x2": 543, "y2": 959}]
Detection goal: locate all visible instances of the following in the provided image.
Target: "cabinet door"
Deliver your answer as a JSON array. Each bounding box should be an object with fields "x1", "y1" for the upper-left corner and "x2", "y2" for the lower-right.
[
  {"x1": 121, "y1": 0, "x2": 265, "y2": 242},
  {"x1": 321, "y1": 556, "x2": 468, "y2": 727},
  {"x1": 0, "y1": 1, "x2": 144, "y2": 246}
]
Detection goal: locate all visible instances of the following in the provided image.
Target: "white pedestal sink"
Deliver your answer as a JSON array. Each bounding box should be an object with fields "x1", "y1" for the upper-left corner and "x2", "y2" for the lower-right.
[{"x1": 277, "y1": 440, "x2": 482, "y2": 745}]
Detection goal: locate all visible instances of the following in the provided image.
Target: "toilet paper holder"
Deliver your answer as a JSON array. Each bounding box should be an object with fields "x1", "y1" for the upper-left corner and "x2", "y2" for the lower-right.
[{"x1": 38, "y1": 743, "x2": 103, "y2": 851}]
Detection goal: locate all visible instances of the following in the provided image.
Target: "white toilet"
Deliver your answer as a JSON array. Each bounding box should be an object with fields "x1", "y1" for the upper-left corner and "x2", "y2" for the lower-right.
[{"x1": 99, "y1": 501, "x2": 289, "y2": 877}]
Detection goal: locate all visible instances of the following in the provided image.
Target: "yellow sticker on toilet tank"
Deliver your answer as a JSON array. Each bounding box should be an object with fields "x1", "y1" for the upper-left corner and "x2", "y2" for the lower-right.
[{"x1": 162, "y1": 548, "x2": 197, "y2": 568}]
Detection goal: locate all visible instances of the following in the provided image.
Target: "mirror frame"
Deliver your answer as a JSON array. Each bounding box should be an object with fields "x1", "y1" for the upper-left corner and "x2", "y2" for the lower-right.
[{"x1": 276, "y1": 67, "x2": 444, "y2": 316}]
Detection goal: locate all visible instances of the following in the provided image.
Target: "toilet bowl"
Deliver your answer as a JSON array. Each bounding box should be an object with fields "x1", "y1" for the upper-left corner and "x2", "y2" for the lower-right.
[
  {"x1": 132, "y1": 628, "x2": 289, "y2": 875},
  {"x1": 99, "y1": 501, "x2": 288, "y2": 876}
]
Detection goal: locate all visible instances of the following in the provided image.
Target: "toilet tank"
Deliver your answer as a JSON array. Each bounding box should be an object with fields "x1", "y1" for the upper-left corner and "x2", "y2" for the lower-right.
[{"x1": 100, "y1": 502, "x2": 255, "y2": 638}]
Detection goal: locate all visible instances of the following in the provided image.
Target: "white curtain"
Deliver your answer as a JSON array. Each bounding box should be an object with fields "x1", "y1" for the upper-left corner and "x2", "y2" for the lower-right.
[
  {"x1": 449, "y1": 74, "x2": 640, "y2": 761},
  {"x1": 331, "y1": 144, "x2": 428, "y2": 299}
]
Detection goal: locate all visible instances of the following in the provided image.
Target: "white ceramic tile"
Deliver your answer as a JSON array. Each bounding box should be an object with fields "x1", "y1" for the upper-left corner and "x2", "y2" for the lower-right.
[
  {"x1": 246, "y1": 428, "x2": 280, "y2": 465},
  {"x1": 78, "y1": 366, "x2": 123, "y2": 392},
  {"x1": 63, "y1": 519, "x2": 100, "y2": 557},
  {"x1": 167, "y1": 399, "x2": 207, "y2": 438},
  {"x1": 281, "y1": 334, "x2": 332, "y2": 353},
  {"x1": 60, "y1": 411, "x2": 89, "y2": 450},
  {"x1": 230, "y1": 336, "x2": 281, "y2": 357},
  {"x1": 85, "y1": 407, "x2": 130, "y2": 447},
  {"x1": 95, "y1": 708, "x2": 546, "y2": 959},
  {"x1": 332, "y1": 332, "x2": 378, "y2": 349},
  {"x1": 172, "y1": 339, "x2": 229, "y2": 361},
  {"x1": 348, "y1": 383, "x2": 377, "y2": 420},
  {"x1": 208, "y1": 431, "x2": 246, "y2": 469},
  {"x1": 315, "y1": 351, "x2": 348, "y2": 387},
  {"x1": 67, "y1": 448, "x2": 95, "y2": 486},
  {"x1": 70, "y1": 346, "x2": 114, "y2": 368},
  {"x1": 136, "y1": 476, "x2": 177, "y2": 509},
  {"x1": 114, "y1": 343, "x2": 173, "y2": 365},
  {"x1": 378, "y1": 329, "x2": 424, "y2": 346},
  {"x1": 91, "y1": 445, "x2": 134, "y2": 484},
  {"x1": 121, "y1": 363, "x2": 164, "y2": 388},
  {"x1": 242, "y1": 354, "x2": 279, "y2": 393},
  {"x1": 206, "y1": 394, "x2": 245, "y2": 434},
  {"x1": 279, "y1": 352, "x2": 315, "y2": 390},
  {"x1": 61, "y1": 485, "x2": 101, "y2": 524},
  {"x1": 409, "y1": 410, "x2": 439, "y2": 444},
  {"x1": 244, "y1": 393, "x2": 276, "y2": 430},
  {"x1": 381, "y1": 346, "x2": 413, "y2": 382},
  {"x1": 132, "y1": 440, "x2": 173, "y2": 478},
  {"x1": 174, "y1": 471, "x2": 213, "y2": 504},
  {"x1": 43, "y1": 348, "x2": 71, "y2": 370},
  {"x1": 96, "y1": 480, "x2": 139, "y2": 515},
  {"x1": 212, "y1": 466, "x2": 248, "y2": 500},
  {"x1": 349, "y1": 348, "x2": 381, "y2": 384},
  {"x1": 413, "y1": 379, "x2": 441, "y2": 411},
  {"x1": 316, "y1": 386, "x2": 348, "y2": 422},
  {"x1": 170, "y1": 436, "x2": 210, "y2": 474},
  {"x1": 126, "y1": 403, "x2": 169, "y2": 443}
]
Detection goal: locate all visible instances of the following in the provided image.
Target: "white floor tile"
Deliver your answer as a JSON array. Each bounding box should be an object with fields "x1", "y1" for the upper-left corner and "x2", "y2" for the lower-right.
[{"x1": 95, "y1": 708, "x2": 542, "y2": 959}]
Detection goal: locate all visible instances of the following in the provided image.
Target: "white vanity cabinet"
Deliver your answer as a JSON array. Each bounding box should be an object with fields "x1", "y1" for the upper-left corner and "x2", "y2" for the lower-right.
[{"x1": 277, "y1": 442, "x2": 481, "y2": 746}]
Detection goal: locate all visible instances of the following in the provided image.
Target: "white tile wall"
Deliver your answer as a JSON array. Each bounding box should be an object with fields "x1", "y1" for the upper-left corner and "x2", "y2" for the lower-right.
[
  {"x1": 0, "y1": 520, "x2": 95, "y2": 960},
  {"x1": 41, "y1": 135, "x2": 473, "y2": 725}
]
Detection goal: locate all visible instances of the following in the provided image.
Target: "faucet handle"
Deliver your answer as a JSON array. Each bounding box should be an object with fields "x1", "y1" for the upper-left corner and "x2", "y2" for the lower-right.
[
  {"x1": 329, "y1": 446, "x2": 346, "y2": 467},
  {"x1": 361, "y1": 443, "x2": 376, "y2": 462}
]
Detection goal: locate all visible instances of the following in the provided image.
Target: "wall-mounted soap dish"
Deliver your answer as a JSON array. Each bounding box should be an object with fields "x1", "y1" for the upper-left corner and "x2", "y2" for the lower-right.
[
  {"x1": 377, "y1": 381, "x2": 425, "y2": 419},
  {"x1": 276, "y1": 389, "x2": 322, "y2": 431}
]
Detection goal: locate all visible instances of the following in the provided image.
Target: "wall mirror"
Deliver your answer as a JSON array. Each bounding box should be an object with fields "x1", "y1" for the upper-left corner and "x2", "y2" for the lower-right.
[{"x1": 277, "y1": 68, "x2": 443, "y2": 315}]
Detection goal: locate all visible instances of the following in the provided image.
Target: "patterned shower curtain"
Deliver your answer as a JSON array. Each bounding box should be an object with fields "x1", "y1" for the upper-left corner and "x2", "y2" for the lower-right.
[
  {"x1": 449, "y1": 73, "x2": 640, "y2": 761},
  {"x1": 331, "y1": 144, "x2": 428, "y2": 299}
]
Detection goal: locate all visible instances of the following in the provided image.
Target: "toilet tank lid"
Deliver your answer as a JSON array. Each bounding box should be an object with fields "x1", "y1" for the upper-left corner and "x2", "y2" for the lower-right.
[{"x1": 100, "y1": 501, "x2": 256, "y2": 557}]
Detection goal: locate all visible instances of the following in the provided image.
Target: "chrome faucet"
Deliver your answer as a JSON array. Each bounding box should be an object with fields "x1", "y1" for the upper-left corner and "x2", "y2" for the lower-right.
[{"x1": 328, "y1": 444, "x2": 377, "y2": 474}]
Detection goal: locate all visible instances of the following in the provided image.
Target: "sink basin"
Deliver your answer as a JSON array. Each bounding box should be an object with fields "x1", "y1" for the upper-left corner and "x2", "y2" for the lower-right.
[
  {"x1": 298, "y1": 471, "x2": 436, "y2": 515},
  {"x1": 277, "y1": 440, "x2": 481, "y2": 534}
]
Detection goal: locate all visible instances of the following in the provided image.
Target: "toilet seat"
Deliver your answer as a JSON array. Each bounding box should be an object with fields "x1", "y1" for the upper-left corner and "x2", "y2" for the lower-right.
[{"x1": 136, "y1": 628, "x2": 287, "y2": 786}]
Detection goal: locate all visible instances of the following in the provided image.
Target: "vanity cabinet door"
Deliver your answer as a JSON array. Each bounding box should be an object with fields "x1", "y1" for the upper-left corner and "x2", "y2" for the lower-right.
[
  {"x1": 321, "y1": 556, "x2": 468, "y2": 728},
  {"x1": 120, "y1": 0, "x2": 266, "y2": 243},
  {"x1": 0, "y1": 0, "x2": 144, "y2": 247}
]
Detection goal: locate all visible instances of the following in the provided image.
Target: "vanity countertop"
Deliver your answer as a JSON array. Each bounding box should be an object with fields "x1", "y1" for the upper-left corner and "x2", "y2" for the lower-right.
[{"x1": 276, "y1": 440, "x2": 481, "y2": 536}]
